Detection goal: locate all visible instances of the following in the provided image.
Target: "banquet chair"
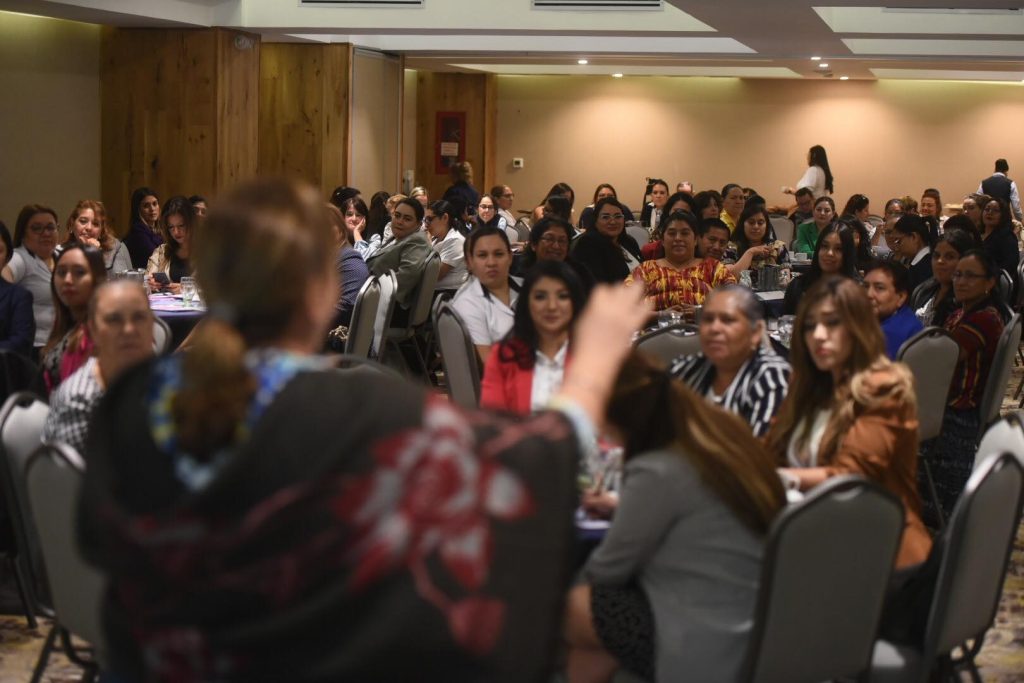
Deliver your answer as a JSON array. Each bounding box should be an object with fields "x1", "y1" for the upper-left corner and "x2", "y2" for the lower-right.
[
  {"x1": 634, "y1": 323, "x2": 700, "y2": 366},
  {"x1": 996, "y1": 269, "x2": 1013, "y2": 307},
  {"x1": 896, "y1": 327, "x2": 958, "y2": 442},
  {"x1": 625, "y1": 223, "x2": 651, "y2": 247},
  {"x1": 343, "y1": 275, "x2": 382, "y2": 359},
  {"x1": 0, "y1": 392, "x2": 50, "y2": 629},
  {"x1": 869, "y1": 453, "x2": 1024, "y2": 683},
  {"x1": 386, "y1": 252, "x2": 442, "y2": 379},
  {"x1": 975, "y1": 411, "x2": 1024, "y2": 470},
  {"x1": 152, "y1": 316, "x2": 172, "y2": 355},
  {"x1": 741, "y1": 477, "x2": 903, "y2": 683},
  {"x1": 977, "y1": 313, "x2": 1021, "y2": 438},
  {"x1": 768, "y1": 215, "x2": 794, "y2": 247},
  {"x1": 25, "y1": 442, "x2": 104, "y2": 683},
  {"x1": 434, "y1": 302, "x2": 481, "y2": 408},
  {"x1": 371, "y1": 271, "x2": 398, "y2": 362}
]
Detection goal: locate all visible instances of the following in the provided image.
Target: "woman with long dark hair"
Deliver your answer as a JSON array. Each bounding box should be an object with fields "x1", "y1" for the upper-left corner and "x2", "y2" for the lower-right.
[
  {"x1": 910, "y1": 228, "x2": 976, "y2": 327},
  {"x1": 793, "y1": 195, "x2": 835, "y2": 255},
  {"x1": 123, "y1": 186, "x2": 162, "y2": 268},
  {"x1": 572, "y1": 197, "x2": 643, "y2": 284},
  {"x1": 783, "y1": 144, "x2": 834, "y2": 198},
  {"x1": 979, "y1": 196, "x2": 1020, "y2": 286},
  {"x1": 565, "y1": 352, "x2": 785, "y2": 683},
  {"x1": 782, "y1": 221, "x2": 858, "y2": 315},
  {"x1": 481, "y1": 260, "x2": 586, "y2": 414},
  {"x1": 145, "y1": 196, "x2": 196, "y2": 294},
  {"x1": 63, "y1": 199, "x2": 132, "y2": 274},
  {"x1": 425, "y1": 199, "x2": 468, "y2": 291},
  {"x1": 726, "y1": 203, "x2": 789, "y2": 276},
  {"x1": 41, "y1": 243, "x2": 106, "y2": 390}
]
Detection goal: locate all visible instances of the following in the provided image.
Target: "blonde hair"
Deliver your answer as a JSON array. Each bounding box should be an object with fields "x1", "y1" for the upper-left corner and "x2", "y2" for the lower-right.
[{"x1": 173, "y1": 178, "x2": 334, "y2": 460}]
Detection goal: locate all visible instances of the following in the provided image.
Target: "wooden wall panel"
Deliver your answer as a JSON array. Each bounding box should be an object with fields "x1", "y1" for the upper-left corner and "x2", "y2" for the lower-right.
[
  {"x1": 100, "y1": 27, "x2": 259, "y2": 235},
  {"x1": 415, "y1": 72, "x2": 497, "y2": 202},
  {"x1": 258, "y1": 43, "x2": 351, "y2": 191}
]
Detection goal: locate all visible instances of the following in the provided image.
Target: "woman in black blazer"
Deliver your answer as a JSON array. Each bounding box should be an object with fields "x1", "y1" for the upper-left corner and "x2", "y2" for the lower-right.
[
  {"x1": 571, "y1": 197, "x2": 643, "y2": 284},
  {"x1": 890, "y1": 213, "x2": 934, "y2": 292}
]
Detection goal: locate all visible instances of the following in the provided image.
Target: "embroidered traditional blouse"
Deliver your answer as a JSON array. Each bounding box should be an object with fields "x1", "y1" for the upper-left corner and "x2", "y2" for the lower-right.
[{"x1": 626, "y1": 257, "x2": 736, "y2": 311}]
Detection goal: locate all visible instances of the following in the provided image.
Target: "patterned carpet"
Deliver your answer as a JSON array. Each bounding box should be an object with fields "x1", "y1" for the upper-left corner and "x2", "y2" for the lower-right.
[{"x1": 2, "y1": 377, "x2": 1024, "y2": 681}]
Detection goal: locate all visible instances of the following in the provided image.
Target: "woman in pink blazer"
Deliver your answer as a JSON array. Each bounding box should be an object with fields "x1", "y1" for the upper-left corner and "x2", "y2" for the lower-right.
[{"x1": 481, "y1": 260, "x2": 586, "y2": 414}]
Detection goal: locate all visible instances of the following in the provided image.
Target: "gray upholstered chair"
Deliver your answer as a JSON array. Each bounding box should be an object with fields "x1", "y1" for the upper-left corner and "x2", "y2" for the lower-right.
[
  {"x1": 343, "y1": 275, "x2": 382, "y2": 359},
  {"x1": 741, "y1": 476, "x2": 904, "y2": 683},
  {"x1": 977, "y1": 313, "x2": 1021, "y2": 440},
  {"x1": 869, "y1": 453, "x2": 1024, "y2": 683},
  {"x1": 634, "y1": 323, "x2": 700, "y2": 366},
  {"x1": 896, "y1": 326, "x2": 959, "y2": 442},
  {"x1": 434, "y1": 302, "x2": 481, "y2": 408}
]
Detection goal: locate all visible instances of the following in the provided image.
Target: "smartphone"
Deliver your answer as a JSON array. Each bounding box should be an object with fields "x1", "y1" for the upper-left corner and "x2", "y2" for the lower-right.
[{"x1": 153, "y1": 272, "x2": 170, "y2": 287}]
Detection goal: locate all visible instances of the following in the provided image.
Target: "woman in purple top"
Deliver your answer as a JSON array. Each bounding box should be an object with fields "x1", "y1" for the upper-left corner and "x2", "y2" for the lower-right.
[
  {"x1": 0, "y1": 221, "x2": 35, "y2": 357},
  {"x1": 123, "y1": 186, "x2": 163, "y2": 269},
  {"x1": 326, "y1": 202, "x2": 370, "y2": 328}
]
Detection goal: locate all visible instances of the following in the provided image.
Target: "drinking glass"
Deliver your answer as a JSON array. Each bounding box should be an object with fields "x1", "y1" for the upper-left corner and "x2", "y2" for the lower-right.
[{"x1": 181, "y1": 276, "x2": 197, "y2": 307}]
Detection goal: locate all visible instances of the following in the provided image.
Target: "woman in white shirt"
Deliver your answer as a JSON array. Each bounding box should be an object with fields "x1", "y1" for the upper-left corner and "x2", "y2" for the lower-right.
[
  {"x1": 783, "y1": 144, "x2": 834, "y2": 199},
  {"x1": 451, "y1": 226, "x2": 521, "y2": 363},
  {"x1": 5, "y1": 204, "x2": 60, "y2": 355},
  {"x1": 480, "y1": 260, "x2": 585, "y2": 414},
  {"x1": 424, "y1": 200, "x2": 467, "y2": 291}
]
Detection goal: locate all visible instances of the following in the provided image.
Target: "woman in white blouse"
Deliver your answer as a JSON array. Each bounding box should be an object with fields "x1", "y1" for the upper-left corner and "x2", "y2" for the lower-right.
[
  {"x1": 480, "y1": 260, "x2": 585, "y2": 414},
  {"x1": 783, "y1": 144, "x2": 834, "y2": 199},
  {"x1": 424, "y1": 200, "x2": 467, "y2": 291},
  {"x1": 5, "y1": 204, "x2": 60, "y2": 355}
]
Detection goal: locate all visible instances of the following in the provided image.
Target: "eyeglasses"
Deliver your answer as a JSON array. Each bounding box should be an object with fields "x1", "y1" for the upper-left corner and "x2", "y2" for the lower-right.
[
  {"x1": 28, "y1": 223, "x2": 58, "y2": 234},
  {"x1": 598, "y1": 213, "x2": 625, "y2": 222},
  {"x1": 952, "y1": 271, "x2": 988, "y2": 281},
  {"x1": 539, "y1": 235, "x2": 569, "y2": 246}
]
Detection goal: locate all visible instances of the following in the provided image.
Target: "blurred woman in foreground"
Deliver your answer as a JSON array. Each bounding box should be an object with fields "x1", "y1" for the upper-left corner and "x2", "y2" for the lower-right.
[{"x1": 78, "y1": 177, "x2": 649, "y2": 683}]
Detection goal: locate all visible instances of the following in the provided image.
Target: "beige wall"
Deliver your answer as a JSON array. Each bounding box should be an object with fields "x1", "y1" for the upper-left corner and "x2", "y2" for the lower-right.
[
  {"x1": 350, "y1": 49, "x2": 402, "y2": 194},
  {"x1": 403, "y1": 69, "x2": 418, "y2": 192},
  {"x1": 495, "y1": 75, "x2": 1024, "y2": 216},
  {"x1": 0, "y1": 12, "x2": 100, "y2": 230}
]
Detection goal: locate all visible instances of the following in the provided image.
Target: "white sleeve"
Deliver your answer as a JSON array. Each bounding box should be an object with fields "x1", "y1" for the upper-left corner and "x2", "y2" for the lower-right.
[
  {"x1": 1012, "y1": 181, "x2": 1022, "y2": 220},
  {"x1": 452, "y1": 294, "x2": 491, "y2": 345},
  {"x1": 437, "y1": 237, "x2": 464, "y2": 268},
  {"x1": 795, "y1": 166, "x2": 817, "y2": 192},
  {"x1": 7, "y1": 251, "x2": 27, "y2": 282}
]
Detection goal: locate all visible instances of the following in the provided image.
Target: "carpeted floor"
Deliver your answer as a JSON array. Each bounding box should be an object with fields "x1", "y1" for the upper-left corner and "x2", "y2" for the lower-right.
[{"x1": 2, "y1": 371, "x2": 1024, "y2": 682}]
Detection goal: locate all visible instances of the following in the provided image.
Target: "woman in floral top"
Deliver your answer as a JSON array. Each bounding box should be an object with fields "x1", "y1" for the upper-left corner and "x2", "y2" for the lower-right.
[
  {"x1": 725, "y1": 204, "x2": 789, "y2": 276},
  {"x1": 627, "y1": 210, "x2": 735, "y2": 315}
]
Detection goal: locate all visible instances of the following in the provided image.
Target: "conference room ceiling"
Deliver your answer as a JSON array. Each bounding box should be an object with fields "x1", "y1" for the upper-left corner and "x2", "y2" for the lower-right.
[{"x1": 5, "y1": 0, "x2": 1024, "y2": 82}]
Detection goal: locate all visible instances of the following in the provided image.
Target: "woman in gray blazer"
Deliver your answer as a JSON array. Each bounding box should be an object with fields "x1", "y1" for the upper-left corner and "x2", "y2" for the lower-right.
[{"x1": 365, "y1": 196, "x2": 433, "y2": 327}]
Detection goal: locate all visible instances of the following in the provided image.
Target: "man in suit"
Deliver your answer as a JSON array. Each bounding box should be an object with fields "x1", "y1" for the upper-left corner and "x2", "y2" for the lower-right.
[{"x1": 979, "y1": 158, "x2": 1022, "y2": 221}]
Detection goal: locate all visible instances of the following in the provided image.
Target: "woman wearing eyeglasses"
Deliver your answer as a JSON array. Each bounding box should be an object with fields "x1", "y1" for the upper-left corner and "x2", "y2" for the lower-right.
[
  {"x1": 980, "y1": 197, "x2": 1020, "y2": 291},
  {"x1": 4, "y1": 204, "x2": 61, "y2": 358},
  {"x1": 889, "y1": 214, "x2": 934, "y2": 292},
  {"x1": 571, "y1": 197, "x2": 643, "y2": 285},
  {"x1": 425, "y1": 200, "x2": 467, "y2": 292},
  {"x1": 922, "y1": 249, "x2": 1005, "y2": 523}
]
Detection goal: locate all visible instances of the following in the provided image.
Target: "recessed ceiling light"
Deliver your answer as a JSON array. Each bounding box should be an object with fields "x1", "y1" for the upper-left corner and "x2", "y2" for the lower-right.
[
  {"x1": 840, "y1": 76, "x2": 849, "y2": 80},
  {"x1": 819, "y1": 63, "x2": 829, "y2": 68},
  {"x1": 578, "y1": 59, "x2": 588, "y2": 65},
  {"x1": 811, "y1": 56, "x2": 821, "y2": 61},
  {"x1": 612, "y1": 73, "x2": 624, "y2": 78}
]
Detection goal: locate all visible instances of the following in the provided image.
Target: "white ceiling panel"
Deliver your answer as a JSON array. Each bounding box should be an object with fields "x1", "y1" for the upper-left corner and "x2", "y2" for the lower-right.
[
  {"x1": 870, "y1": 68, "x2": 1024, "y2": 82},
  {"x1": 815, "y1": 6, "x2": 1024, "y2": 36},
  {"x1": 285, "y1": 34, "x2": 754, "y2": 54},
  {"x1": 843, "y1": 38, "x2": 1024, "y2": 58}
]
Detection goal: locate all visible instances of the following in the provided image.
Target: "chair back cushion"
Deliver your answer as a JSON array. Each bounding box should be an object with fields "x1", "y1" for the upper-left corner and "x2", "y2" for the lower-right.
[
  {"x1": 929, "y1": 453, "x2": 1024, "y2": 655},
  {"x1": 371, "y1": 271, "x2": 398, "y2": 358},
  {"x1": 896, "y1": 327, "x2": 959, "y2": 441},
  {"x1": 625, "y1": 224, "x2": 650, "y2": 247},
  {"x1": 769, "y1": 216, "x2": 795, "y2": 246},
  {"x1": 978, "y1": 314, "x2": 1022, "y2": 433},
  {"x1": 152, "y1": 317, "x2": 172, "y2": 355},
  {"x1": 435, "y1": 303, "x2": 481, "y2": 408},
  {"x1": 975, "y1": 412, "x2": 1024, "y2": 470},
  {"x1": 344, "y1": 276, "x2": 382, "y2": 358},
  {"x1": 409, "y1": 252, "x2": 442, "y2": 328},
  {"x1": 25, "y1": 443, "x2": 105, "y2": 647},
  {"x1": 744, "y1": 477, "x2": 903, "y2": 683}
]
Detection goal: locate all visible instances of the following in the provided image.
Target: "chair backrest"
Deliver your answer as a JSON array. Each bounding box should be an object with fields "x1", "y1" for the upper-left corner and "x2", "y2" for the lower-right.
[
  {"x1": 769, "y1": 215, "x2": 795, "y2": 247},
  {"x1": 907, "y1": 279, "x2": 932, "y2": 312},
  {"x1": 997, "y1": 268, "x2": 1013, "y2": 304},
  {"x1": 513, "y1": 218, "x2": 531, "y2": 242},
  {"x1": 866, "y1": 214, "x2": 885, "y2": 229},
  {"x1": 975, "y1": 411, "x2": 1024, "y2": 470},
  {"x1": 408, "y1": 252, "x2": 442, "y2": 328},
  {"x1": 434, "y1": 303, "x2": 481, "y2": 408},
  {"x1": 152, "y1": 316, "x2": 172, "y2": 355},
  {"x1": 634, "y1": 323, "x2": 700, "y2": 366},
  {"x1": 344, "y1": 276, "x2": 382, "y2": 358},
  {"x1": 0, "y1": 392, "x2": 51, "y2": 614},
  {"x1": 625, "y1": 223, "x2": 650, "y2": 247},
  {"x1": 25, "y1": 442, "x2": 105, "y2": 648},
  {"x1": 922, "y1": 453, "x2": 1024, "y2": 661},
  {"x1": 896, "y1": 326, "x2": 960, "y2": 441},
  {"x1": 1016, "y1": 255, "x2": 1024, "y2": 310},
  {"x1": 371, "y1": 271, "x2": 398, "y2": 358},
  {"x1": 743, "y1": 477, "x2": 904, "y2": 683},
  {"x1": 978, "y1": 313, "x2": 1022, "y2": 437}
]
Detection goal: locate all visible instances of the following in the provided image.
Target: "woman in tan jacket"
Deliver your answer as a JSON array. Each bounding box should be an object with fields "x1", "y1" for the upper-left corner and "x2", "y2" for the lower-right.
[{"x1": 767, "y1": 275, "x2": 931, "y2": 569}]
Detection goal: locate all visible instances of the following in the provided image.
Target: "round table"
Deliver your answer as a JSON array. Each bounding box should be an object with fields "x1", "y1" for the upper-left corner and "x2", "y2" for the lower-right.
[{"x1": 149, "y1": 294, "x2": 205, "y2": 349}]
